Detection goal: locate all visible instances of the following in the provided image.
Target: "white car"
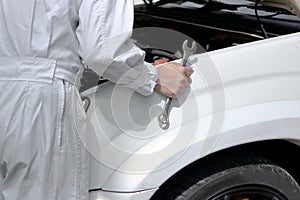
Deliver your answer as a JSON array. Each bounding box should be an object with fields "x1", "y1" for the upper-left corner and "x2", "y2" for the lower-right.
[{"x1": 84, "y1": 0, "x2": 300, "y2": 199}]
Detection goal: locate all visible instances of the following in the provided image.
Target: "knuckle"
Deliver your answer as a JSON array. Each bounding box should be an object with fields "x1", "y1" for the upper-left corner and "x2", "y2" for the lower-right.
[{"x1": 185, "y1": 77, "x2": 190, "y2": 85}]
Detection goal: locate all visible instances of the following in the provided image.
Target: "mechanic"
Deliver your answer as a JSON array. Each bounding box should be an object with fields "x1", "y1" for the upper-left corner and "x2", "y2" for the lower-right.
[{"x1": 0, "y1": 1, "x2": 192, "y2": 199}]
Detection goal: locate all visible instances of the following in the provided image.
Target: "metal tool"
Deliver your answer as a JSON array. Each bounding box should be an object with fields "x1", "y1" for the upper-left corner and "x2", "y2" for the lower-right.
[
  {"x1": 181, "y1": 40, "x2": 197, "y2": 66},
  {"x1": 158, "y1": 40, "x2": 197, "y2": 130},
  {"x1": 81, "y1": 96, "x2": 91, "y2": 113}
]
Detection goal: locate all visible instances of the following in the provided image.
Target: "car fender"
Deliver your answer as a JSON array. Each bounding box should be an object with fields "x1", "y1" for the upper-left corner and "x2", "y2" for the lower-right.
[{"x1": 85, "y1": 32, "x2": 300, "y2": 192}]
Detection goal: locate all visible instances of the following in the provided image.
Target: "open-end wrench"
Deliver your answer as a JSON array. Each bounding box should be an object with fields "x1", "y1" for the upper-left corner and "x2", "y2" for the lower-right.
[{"x1": 158, "y1": 40, "x2": 197, "y2": 130}]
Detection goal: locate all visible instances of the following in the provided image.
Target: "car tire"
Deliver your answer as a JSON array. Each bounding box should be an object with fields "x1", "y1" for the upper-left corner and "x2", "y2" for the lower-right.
[{"x1": 151, "y1": 154, "x2": 300, "y2": 200}]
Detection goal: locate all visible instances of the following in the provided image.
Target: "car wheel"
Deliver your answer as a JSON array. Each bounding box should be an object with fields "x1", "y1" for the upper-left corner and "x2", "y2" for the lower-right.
[{"x1": 151, "y1": 154, "x2": 300, "y2": 200}]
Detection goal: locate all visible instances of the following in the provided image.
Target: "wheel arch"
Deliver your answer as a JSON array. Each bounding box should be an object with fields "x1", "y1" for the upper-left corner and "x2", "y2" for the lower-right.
[{"x1": 150, "y1": 139, "x2": 300, "y2": 199}]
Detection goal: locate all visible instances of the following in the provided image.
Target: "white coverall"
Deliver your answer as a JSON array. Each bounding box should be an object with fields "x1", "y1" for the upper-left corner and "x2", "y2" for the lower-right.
[{"x1": 0, "y1": 0, "x2": 158, "y2": 199}]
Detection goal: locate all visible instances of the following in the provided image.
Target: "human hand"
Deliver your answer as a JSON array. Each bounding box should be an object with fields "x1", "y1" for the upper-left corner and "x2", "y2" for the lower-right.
[{"x1": 154, "y1": 62, "x2": 193, "y2": 99}]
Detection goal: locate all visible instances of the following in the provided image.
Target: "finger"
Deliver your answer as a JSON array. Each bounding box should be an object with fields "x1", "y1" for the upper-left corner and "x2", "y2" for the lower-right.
[
  {"x1": 180, "y1": 66, "x2": 192, "y2": 76},
  {"x1": 184, "y1": 78, "x2": 190, "y2": 87},
  {"x1": 183, "y1": 67, "x2": 194, "y2": 77},
  {"x1": 184, "y1": 77, "x2": 192, "y2": 85}
]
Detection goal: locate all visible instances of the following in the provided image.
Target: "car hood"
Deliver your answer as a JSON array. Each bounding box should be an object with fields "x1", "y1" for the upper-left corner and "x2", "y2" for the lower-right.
[
  {"x1": 258, "y1": 0, "x2": 300, "y2": 16},
  {"x1": 144, "y1": 0, "x2": 300, "y2": 17}
]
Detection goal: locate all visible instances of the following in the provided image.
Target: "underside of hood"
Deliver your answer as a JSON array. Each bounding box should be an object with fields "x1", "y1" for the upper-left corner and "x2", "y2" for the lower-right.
[
  {"x1": 256, "y1": 0, "x2": 300, "y2": 16},
  {"x1": 145, "y1": 0, "x2": 300, "y2": 17}
]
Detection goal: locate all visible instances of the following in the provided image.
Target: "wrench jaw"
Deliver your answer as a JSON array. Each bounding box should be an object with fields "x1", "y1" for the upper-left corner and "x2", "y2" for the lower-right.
[
  {"x1": 158, "y1": 113, "x2": 170, "y2": 130},
  {"x1": 182, "y1": 40, "x2": 197, "y2": 54},
  {"x1": 181, "y1": 40, "x2": 197, "y2": 66},
  {"x1": 158, "y1": 97, "x2": 172, "y2": 130}
]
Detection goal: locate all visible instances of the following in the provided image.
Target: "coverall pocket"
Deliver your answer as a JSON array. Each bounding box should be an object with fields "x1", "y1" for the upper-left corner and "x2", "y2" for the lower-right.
[{"x1": 72, "y1": 88, "x2": 88, "y2": 147}]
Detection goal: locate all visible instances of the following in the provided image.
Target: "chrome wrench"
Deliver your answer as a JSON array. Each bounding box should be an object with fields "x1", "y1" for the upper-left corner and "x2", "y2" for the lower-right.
[{"x1": 158, "y1": 40, "x2": 197, "y2": 130}]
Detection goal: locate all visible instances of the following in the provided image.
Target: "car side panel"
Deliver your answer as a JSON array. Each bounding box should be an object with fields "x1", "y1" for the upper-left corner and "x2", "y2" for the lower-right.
[{"x1": 86, "y1": 32, "x2": 300, "y2": 193}]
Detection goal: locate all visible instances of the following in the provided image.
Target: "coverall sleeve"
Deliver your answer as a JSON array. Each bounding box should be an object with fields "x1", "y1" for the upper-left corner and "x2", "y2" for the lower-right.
[{"x1": 76, "y1": 0, "x2": 158, "y2": 96}]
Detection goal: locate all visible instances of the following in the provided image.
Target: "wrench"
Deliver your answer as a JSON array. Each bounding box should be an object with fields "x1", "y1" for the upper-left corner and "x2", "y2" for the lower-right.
[
  {"x1": 158, "y1": 40, "x2": 197, "y2": 130},
  {"x1": 181, "y1": 40, "x2": 197, "y2": 66}
]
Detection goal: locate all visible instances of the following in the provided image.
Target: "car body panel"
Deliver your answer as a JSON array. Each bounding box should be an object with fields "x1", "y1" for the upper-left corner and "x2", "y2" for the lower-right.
[{"x1": 86, "y1": 32, "x2": 300, "y2": 195}]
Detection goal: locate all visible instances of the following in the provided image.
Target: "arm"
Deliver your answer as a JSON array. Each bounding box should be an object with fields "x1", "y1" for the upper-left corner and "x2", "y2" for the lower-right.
[{"x1": 76, "y1": 0, "x2": 192, "y2": 98}]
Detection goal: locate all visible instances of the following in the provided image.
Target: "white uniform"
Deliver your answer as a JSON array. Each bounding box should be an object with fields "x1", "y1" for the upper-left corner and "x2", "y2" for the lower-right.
[{"x1": 0, "y1": 0, "x2": 157, "y2": 199}]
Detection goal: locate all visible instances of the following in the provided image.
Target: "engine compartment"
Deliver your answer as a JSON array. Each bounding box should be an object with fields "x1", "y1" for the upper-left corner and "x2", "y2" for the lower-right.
[
  {"x1": 134, "y1": 0, "x2": 300, "y2": 58},
  {"x1": 79, "y1": 0, "x2": 300, "y2": 92}
]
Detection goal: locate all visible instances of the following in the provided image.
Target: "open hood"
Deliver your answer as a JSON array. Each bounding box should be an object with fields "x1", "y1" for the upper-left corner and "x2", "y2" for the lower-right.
[
  {"x1": 138, "y1": 0, "x2": 300, "y2": 17},
  {"x1": 255, "y1": 0, "x2": 300, "y2": 16}
]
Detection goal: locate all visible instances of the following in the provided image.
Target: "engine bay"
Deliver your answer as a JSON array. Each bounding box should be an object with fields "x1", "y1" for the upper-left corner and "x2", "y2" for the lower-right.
[
  {"x1": 79, "y1": 0, "x2": 300, "y2": 92},
  {"x1": 134, "y1": 0, "x2": 300, "y2": 54}
]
